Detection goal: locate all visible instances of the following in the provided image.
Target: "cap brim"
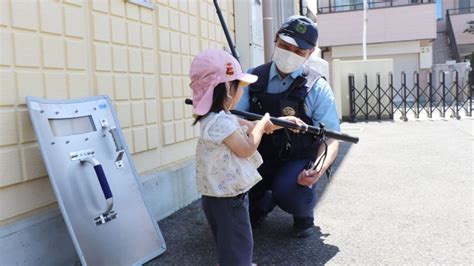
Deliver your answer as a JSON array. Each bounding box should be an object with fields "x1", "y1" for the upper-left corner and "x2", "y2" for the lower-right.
[
  {"x1": 279, "y1": 33, "x2": 314, "y2": 49},
  {"x1": 193, "y1": 83, "x2": 216, "y2": 115},
  {"x1": 235, "y1": 72, "x2": 258, "y2": 84}
]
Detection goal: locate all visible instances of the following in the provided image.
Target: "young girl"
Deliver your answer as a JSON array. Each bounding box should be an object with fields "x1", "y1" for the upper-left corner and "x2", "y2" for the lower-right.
[{"x1": 190, "y1": 49, "x2": 272, "y2": 265}]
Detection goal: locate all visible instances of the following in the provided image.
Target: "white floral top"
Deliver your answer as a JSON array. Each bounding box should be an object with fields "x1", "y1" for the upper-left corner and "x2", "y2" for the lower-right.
[{"x1": 195, "y1": 111, "x2": 263, "y2": 197}]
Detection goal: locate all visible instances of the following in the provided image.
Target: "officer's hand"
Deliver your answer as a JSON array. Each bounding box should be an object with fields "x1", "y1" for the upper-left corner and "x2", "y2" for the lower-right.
[
  {"x1": 278, "y1": 116, "x2": 306, "y2": 133},
  {"x1": 297, "y1": 169, "x2": 323, "y2": 187}
]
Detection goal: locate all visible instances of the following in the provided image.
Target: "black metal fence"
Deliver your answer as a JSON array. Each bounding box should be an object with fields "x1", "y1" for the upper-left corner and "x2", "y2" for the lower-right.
[{"x1": 348, "y1": 71, "x2": 473, "y2": 122}]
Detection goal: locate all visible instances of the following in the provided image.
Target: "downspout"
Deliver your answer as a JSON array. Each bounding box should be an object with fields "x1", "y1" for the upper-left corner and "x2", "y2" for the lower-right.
[{"x1": 262, "y1": 0, "x2": 274, "y2": 62}]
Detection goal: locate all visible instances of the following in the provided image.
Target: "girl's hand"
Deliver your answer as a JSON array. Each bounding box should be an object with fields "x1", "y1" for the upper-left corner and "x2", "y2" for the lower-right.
[{"x1": 258, "y1": 113, "x2": 274, "y2": 134}]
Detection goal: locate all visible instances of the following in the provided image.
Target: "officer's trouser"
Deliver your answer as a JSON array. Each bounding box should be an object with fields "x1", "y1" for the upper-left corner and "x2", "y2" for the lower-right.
[{"x1": 249, "y1": 159, "x2": 317, "y2": 221}]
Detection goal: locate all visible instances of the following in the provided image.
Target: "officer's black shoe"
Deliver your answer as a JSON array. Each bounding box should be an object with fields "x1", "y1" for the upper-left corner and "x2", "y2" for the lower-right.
[
  {"x1": 250, "y1": 211, "x2": 267, "y2": 228},
  {"x1": 292, "y1": 217, "x2": 315, "y2": 238}
]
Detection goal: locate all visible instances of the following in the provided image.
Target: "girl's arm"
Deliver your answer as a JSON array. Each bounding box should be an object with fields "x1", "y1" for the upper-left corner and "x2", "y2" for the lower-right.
[{"x1": 224, "y1": 113, "x2": 271, "y2": 158}]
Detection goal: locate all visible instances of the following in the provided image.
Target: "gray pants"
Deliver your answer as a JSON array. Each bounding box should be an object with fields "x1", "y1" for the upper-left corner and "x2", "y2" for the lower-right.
[{"x1": 202, "y1": 193, "x2": 253, "y2": 266}]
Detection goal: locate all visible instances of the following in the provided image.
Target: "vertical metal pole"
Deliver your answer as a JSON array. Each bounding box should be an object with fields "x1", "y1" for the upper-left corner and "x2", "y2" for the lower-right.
[
  {"x1": 415, "y1": 72, "x2": 420, "y2": 119},
  {"x1": 362, "y1": 0, "x2": 368, "y2": 60},
  {"x1": 441, "y1": 71, "x2": 446, "y2": 118},
  {"x1": 389, "y1": 72, "x2": 394, "y2": 120},
  {"x1": 401, "y1": 72, "x2": 407, "y2": 121},
  {"x1": 365, "y1": 74, "x2": 369, "y2": 120},
  {"x1": 469, "y1": 76, "x2": 473, "y2": 117},
  {"x1": 377, "y1": 73, "x2": 381, "y2": 120},
  {"x1": 349, "y1": 75, "x2": 356, "y2": 122},
  {"x1": 428, "y1": 72, "x2": 433, "y2": 118},
  {"x1": 454, "y1": 71, "x2": 460, "y2": 119},
  {"x1": 213, "y1": 0, "x2": 239, "y2": 61},
  {"x1": 262, "y1": 0, "x2": 274, "y2": 63}
]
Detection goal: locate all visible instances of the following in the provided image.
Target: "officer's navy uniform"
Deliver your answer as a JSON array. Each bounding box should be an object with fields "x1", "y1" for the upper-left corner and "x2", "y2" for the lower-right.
[{"x1": 236, "y1": 62, "x2": 340, "y2": 229}]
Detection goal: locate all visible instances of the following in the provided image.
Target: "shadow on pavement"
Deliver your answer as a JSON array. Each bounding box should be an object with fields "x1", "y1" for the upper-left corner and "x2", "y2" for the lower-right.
[{"x1": 147, "y1": 141, "x2": 355, "y2": 265}]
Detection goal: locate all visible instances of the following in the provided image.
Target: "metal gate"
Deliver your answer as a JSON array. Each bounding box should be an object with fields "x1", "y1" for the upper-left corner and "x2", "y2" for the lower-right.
[{"x1": 348, "y1": 71, "x2": 473, "y2": 121}]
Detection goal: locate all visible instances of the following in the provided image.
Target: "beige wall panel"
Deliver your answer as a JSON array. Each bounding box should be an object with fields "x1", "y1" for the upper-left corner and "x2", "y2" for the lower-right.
[
  {"x1": 162, "y1": 122, "x2": 175, "y2": 145},
  {"x1": 1, "y1": 31, "x2": 13, "y2": 66},
  {"x1": 113, "y1": 46, "x2": 129, "y2": 72},
  {"x1": 180, "y1": 12, "x2": 189, "y2": 33},
  {"x1": 145, "y1": 100, "x2": 158, "y2": 124},
  {"x1": 64, "y1": 6, "x2": 84, "y2": 38},
  {"x1": 182, "y1": 77, "x2": 191, "y2": 96},
  {"x1": 173, "y1": 99, "x2": 184, "y2": 120},
  {"x1": 11, "y1": 1, "x2": 38, "y2": 31},
  {"x1": 144, "y1": 76, "x2": 156, "y2": 99},
  {"x1": 66, "y1": 40, "x2": 86, "y2": 70},
  {"x1": 40, "y1": 1, "x2": 63, "y2": 35},
  {"x1": 147, "y1": 125, "x2": 159, "y2": 149},
  {"x1": 111, "y1": 0, "x2": 126, "y2": 17},
  {"x1": 171, "y1": 54, "x2": 181, "y2": 75},
  {"x1": 158, "y1": 5, "x2": 170, "y2": 28},
  {"x1": 18, "y1": 109, "x2": 36, "y2": 143},
  {"x1": 111, "y1": 18, "x2": 127, "y2": 45},
  {"x1": 141, "y1": 25, "x2": 154, "y2": 48},
  {"x1": 115, "y1": 102, "x2": 132, "y2": 128},
  {"x1": 140, "y1": 9, "x2": 153, "y2": 24},
  {"x1": 93, "y1": 14, "x2": 111, "y2": 42},
  {"x1": 114, "y1": 74, "x2": 130, "y2": 100},
  {"x1": 143, "y1": 50, "x2": 155, "y2": 74},
  {"x1": 14, "y1": 33, "x2": 40, "y2": 68},
  {"x1": 122, "y1": 128, "x2": 134, "y2": 153},
  {"x1": 174, "y1": 120, "x2": 185, "y2": 143},
  {"x1": 44, "y1": 73, "x2": 68, "y2": 99},
  {"x1": 68, "y1": 73, "x2": 90, "y2": 98},
  {"x1": 42, "y1": 37, "x2": 65, "y2": 69},
  {"x1": 92, "y1": 0, "x2": 108, "y2": 13},
  {"x1": 130, "y1": 75, "x2": 144, "y2": 99},
  {"x1": 162, "y1": 100, "x2": 173, "y2": 121},
  {"x1": 159, "y1": 29, "x2": 171, "y2": 51},
  {"x1": 94, "y1": 44, "x2": 112, "y2": 71},
  {"x1": 170, "y1": 31, "x2": 181, "y2": 53},
  {"x1": 184, "y1": 119, "x2": 194, "y2": 140},
  {"x1": 20, "y1": 144, "x2": 47, "y2": 182},
  {"x1": 161, "y1": 76, "x2": 173, "y2": 98},
  {"x1": 0, "y1": 70, "x2": 16, "y2": 106},
  {"x1": 0, "y1": 177, "x2": 55, "y2": 221},
  {"x1": 172, "y1": 77, "x2": 182, "y2": 97},
  {"x1": 127, "y1": 21, "x2": 141, "y2": 47},
  {"x1": 132, "y1": 101, "x2": 146, "y2": 126},
  {"x1": 96, "y1": 73, "x2": 114, "y2": 98},
  {"x1": 17, "y1": 71, "x2": 44, "y2": 105},
  {"x1": 0, "y1": 147, "x2": 22, "y2": 187},
  {"x1": 133, "y1": 127, "x2": 147, "y2": 153},
  {"x1": 0, "y1": 0, "x2": 10, "y2": 26},
  {"x1": 159, "y1": 52, "x2": 171, "y2": 74},
  {"x1": 126, "y1": 2, "x2": 140, "y2": 21},
  {"x1": 0, "y1": 110, "x2": 18, "y2": 146}
]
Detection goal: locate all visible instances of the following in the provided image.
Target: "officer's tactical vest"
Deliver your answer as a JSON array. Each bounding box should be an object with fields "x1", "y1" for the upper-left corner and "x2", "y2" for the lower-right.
[{"x1": 248, "y1": 63, "x2": 325, "y2": 161}]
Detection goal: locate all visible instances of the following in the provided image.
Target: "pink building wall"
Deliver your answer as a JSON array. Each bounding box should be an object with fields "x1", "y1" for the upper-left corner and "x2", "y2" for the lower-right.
[{"x1": 317, "y1": 4, "x2": 437, "y2": 47}]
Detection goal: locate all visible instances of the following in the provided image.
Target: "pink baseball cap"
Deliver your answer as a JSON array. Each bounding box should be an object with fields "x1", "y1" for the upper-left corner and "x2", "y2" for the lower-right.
[{"x1": 189, "y1": 49, "x2": 258, "y2": 115}]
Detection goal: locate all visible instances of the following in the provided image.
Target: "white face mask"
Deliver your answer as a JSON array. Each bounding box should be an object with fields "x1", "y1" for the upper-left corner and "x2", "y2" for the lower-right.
[{"x1": 272, "y1": 47, "x2": 306, "y2": 74}]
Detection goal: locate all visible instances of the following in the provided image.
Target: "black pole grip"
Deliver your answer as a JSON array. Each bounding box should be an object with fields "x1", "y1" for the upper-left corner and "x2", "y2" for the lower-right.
[{"x1": 93, "y1": 164, "x2": 113, "y2": 200}]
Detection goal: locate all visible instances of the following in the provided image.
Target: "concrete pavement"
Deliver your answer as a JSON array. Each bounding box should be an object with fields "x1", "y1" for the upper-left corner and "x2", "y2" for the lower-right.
[{"x1": 147, "y1": 118, "x2": 473, "y2": 265}]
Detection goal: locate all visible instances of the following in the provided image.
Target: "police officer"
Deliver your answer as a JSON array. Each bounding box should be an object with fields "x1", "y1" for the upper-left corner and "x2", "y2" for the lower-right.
[{"x1": 236, "y1": 15, "x2": 340, "y2": 238}]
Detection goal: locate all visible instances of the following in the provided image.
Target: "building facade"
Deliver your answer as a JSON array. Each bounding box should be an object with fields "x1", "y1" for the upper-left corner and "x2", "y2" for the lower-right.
[
  {"x1": 0, "y1": 0, "x2": 305, "y2": 264},
  {"x1": 316, "y1": 0, "x2": 439, "y2": 90}
]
